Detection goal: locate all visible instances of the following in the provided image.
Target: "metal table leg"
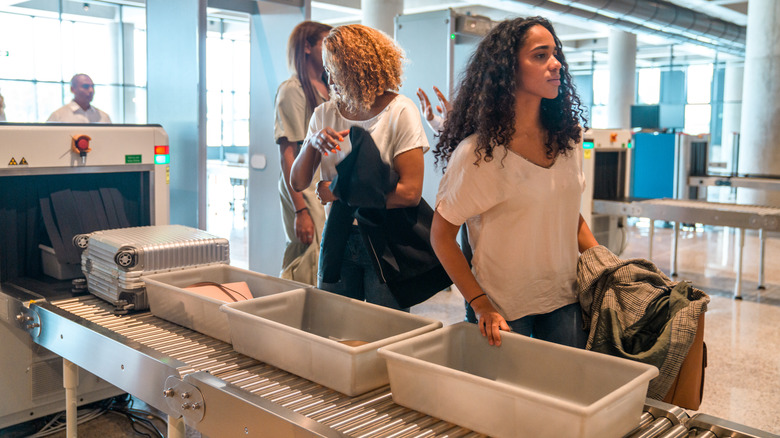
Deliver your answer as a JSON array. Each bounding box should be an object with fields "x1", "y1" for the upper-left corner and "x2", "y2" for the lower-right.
[
  {"x1": 735, "y1": 228, "x2": 745, "y2": 300},
  {"x1": 758, "y1": 228, "x2": 766, "y2": 290},
  {"x1": 64, "y1": 358, "x2": 79, "y2": 438},
  {"x1": 168, "y1": 414, "x2": 186, "y2": 438},
  {"x1": 648, "y1": 219, "x2": 655, "y2": 260},
  {"x1": 670, "y1": 222, "x2": 679, "y2": 277}
]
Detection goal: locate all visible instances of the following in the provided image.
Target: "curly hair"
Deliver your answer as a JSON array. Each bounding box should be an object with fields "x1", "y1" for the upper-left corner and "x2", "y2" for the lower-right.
[
  {"x1": 287, "y1": 21, "x2": 332, "y2": 113},
  {"x1": 434, "y1": 16, "x2": 586, "y2": 170},
  {"x1": 322, "y1": 25, "x2": 404, "y2": 114}
]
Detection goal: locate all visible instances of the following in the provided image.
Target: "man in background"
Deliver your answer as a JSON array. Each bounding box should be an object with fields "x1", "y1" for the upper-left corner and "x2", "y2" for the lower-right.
[{"x1": 47, "y1": 74, "x2": 112, "y2": 123}]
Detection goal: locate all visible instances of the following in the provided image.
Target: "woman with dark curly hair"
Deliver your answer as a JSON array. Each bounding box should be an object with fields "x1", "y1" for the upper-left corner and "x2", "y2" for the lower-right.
[
  {"x1": 290, "y1": 24, "x2": 429, "y2": 309},
  {"x1": 431, "y1": 16, "x2": 598, "y2": 347}
]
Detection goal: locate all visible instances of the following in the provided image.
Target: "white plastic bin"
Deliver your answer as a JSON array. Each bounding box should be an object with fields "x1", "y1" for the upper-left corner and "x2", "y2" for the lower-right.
[
  {"x1": 40, "y1": 244, "x2": 82, "y2": 280},
  {"x1": 220, "y1": 288, "x2": 443, "y2": 396},
  {"x1": 377, "y1": 322, "x2": 658, "y2": 438},
  {"x1": 142, "y1": 264, "x2": 308, "y2": 343}
]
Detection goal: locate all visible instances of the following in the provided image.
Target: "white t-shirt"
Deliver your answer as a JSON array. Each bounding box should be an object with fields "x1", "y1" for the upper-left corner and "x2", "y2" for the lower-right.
[
  {"x1": 47, "y1": 100, "x2": 112, "y2": 124},
  {"x1": 435, "y1": 134, "x2": 585, "y2": 321},
  {"x1": 306, "y1": 94, "x2": 429, "y2": 183}
]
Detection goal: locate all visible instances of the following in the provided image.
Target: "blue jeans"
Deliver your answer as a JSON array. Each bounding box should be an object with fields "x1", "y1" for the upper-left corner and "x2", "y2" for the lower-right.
[
  {"x1": 318, "y1": 228, "x2": 407, "y2": 311},
  {"x1": 506, "y1": 302, "x2": 587, "y2": 348}
]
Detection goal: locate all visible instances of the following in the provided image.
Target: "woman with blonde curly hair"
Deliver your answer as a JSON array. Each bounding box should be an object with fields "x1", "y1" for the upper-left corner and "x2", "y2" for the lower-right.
[{"x1": 290, "y1": 24, "x2": 430, "y2": 309}]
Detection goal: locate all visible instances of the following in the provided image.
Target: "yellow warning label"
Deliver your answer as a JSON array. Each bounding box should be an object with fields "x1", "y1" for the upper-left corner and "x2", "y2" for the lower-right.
[
  {"x1": 8, "y1": 157, "x2": 17, "y2": 165},
  {"x1": 19, "y1": 157, "x2": 28, "y2": 165},
  {"x1": 584, "y1": 150, "x2": 592, "y2": 160}
]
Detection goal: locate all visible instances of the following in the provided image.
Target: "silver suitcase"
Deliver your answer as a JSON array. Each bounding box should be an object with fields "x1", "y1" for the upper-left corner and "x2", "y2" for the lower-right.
[{"x1": 80, "y1": 225, "x2": 230, "y2": 312}]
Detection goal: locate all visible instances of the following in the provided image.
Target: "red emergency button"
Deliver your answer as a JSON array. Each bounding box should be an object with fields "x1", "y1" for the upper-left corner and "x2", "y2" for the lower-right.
[{"x1": 71, "y1": 134, "x2": 92, "y2": 164}]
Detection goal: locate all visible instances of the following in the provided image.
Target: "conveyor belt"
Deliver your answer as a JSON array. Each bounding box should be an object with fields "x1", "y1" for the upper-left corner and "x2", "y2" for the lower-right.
[
  {"x1": 592, "y1": 198, "x2": 778, "y2": 297},
  {"x1": 51, "y1": 296, "x2": 483, "y2": 438},
  {"x1": 21, "y1": 295, "x2": 777, "y2": 438},
  {"x1": 593, "y1": 198, "x2": 780, "y2": 232}
]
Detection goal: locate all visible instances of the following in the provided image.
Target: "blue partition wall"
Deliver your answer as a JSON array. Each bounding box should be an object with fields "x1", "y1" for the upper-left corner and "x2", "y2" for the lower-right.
[{"x1": 631, "y1": 132, "x2": 676, "y2": 199}]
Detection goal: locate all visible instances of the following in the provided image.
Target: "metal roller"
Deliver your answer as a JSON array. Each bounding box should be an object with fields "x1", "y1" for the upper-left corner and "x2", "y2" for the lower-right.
[{"x1": 38, "y1": 296, "x2": 778, "y2": 438}]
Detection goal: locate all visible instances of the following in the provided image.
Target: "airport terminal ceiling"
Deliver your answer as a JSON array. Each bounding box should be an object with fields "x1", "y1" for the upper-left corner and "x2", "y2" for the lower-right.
[{"x1": 3, "y1": 0, "x2": 748, "y2": 69}]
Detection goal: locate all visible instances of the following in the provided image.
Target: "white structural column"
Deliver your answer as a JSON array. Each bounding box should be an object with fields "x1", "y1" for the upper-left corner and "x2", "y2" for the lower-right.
[
  {"x1": 721, "y1": 62, "x2": 743, "y2": 173},
  {"x1": 738, "y1": 0, "x2": 780, "y2": 206},
  {"x1": 362, "y1": 0, "x2": 403, "y2": 36},
  {"x1": 607, "y1": 29, "x2": 637, "y2": 129}
]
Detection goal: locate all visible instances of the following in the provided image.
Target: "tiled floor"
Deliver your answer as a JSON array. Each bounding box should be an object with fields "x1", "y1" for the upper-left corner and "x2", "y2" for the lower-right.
[{"x1": 3, "y1": 215, "x2": 778, "y2": 437}]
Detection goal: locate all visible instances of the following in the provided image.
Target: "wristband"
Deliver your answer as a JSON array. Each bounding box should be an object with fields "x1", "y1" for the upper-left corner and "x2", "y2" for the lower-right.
[
  {"x1": 295, "y1": 207, "x2": 308, "y2": 214},
  {"x1": 468, "y1": 293, "x2": 487, "y2": 306}
]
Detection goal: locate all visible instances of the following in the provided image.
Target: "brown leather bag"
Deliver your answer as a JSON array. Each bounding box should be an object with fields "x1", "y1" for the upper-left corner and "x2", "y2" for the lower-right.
[{"x1": 662, "y1": 313, "x2": 707, "y2": 409}]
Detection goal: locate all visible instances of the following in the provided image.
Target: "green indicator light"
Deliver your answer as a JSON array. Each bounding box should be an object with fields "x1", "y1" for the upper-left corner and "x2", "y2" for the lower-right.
[
  {"x1": 154, "y1": 154, "x2": 170, "y2": 165},
  {"x1": 583, "y1": 141, "x2": 595, "y2": 149},
  {"x1": 627, "y1": 141, "x2": 633, "y2": 149},
  {"x1": 450, "y1": 33, "x2": 456, "y2": 39}
]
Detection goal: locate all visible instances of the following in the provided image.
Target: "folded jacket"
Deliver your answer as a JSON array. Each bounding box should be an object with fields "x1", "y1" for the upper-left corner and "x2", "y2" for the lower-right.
[
  {"x1": 320, "y1": 126, "x2": 451, "y2": 308},
  {"x1": 577, "y1": 245, "x2": 709, "y2": 400}
]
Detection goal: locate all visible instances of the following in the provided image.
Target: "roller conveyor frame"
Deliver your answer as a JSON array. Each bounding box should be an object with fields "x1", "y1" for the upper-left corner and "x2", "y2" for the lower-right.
[
  {"x1": 6, "y1": 292, "x2": 777, "y2": 438},
  {"x1": 593, "y1": 198, "x2": 780, "y2": 299}
]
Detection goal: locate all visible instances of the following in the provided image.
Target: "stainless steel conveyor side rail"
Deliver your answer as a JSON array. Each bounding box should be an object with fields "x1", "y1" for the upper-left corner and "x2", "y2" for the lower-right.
[
  {"x1": 28, "y1": 296, "x2": 482, "y2": 438},
  {"x1": 20, "y1": 299, "x2": 188, "y2": 418},
  {"x1": 16, "y1": 295, "x2": 779, "y2": 438},
  {"x1": 593, "y1": 198, "x2": 780, "y2": 298},
  {"x1": 689, "y1": 176, "x2": 780, "y2": 192}
]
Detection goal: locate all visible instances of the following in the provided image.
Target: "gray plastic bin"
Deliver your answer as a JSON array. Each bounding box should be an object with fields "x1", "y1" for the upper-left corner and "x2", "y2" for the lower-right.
[
  {"x1": 377, "y1": 322, "x2": 659, "y2": 438},
  {"x1": 220, "y1": 288, "x2": 443, "y2": 396},
  {"x1": 143, "y1": 264, "x2": 308, "y2": 343}
]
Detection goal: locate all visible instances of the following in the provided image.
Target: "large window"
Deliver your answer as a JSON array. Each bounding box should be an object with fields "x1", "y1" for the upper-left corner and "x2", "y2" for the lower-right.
[
  {"x1": 684, "y1": 64, "x2": 713, "y2": 135},
  {"x1": 590, "y1": 69, "x2": 609, "y2": 128},
  {"x1": 637, "y1": 68, "x2": 660, "y2": 105},
  {"x1": 0, "y1": 1, "x2": 146, "y2": 123},
  {"x1": 206, "y1": 19, "x2": 250, "y2": 152}
]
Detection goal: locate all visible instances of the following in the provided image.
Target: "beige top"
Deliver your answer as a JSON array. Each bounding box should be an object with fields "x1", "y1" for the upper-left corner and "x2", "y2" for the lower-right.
[
  {"x1": 436, "y1": 135, "x2": 585, "y2": 321},
  {"x1": 274, "y1": 76, "x2": 326, "y2": 144}
]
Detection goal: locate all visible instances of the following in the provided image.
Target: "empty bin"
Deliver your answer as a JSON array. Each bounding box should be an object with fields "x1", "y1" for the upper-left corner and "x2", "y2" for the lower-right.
[
  {"x1": 220, "y1": 288, "x2": 442, "y2": 396},
  {"x1": 378, "y1": 322, "x2": 658, "y2": 438},
  {"x1": 143, "y1": 264, "x2": 308, "y2": 343}
]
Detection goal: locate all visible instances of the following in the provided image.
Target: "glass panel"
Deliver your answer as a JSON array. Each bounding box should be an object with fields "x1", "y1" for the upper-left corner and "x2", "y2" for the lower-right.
[
  {"x1": 132, "y1": 87, "x2": 147, "y2": 124},
  {"x1": 234, "y1": 91, "x2": 249, "y2": 120},
  {"x1": 637, "y1": 68, "x2": 660, "y2": 105},
  {"x1": 37, "y1": 82, "x2": 67, "y2": 122},
  {"x1": 684, "y1": 104, "x2": 711, "y2": 135},
  {"x1": 71, "y1": 21, "x2": 117, "y2": 84},
  {"x1": 0, "y1": 80, "x2": 37, "y2": 122},
  {"x1": 222, "y1": 92, "x2": 234, "y2": 146},
  {"x1": 60, "y1": 21, "x2": 75, "y2": 78},
  {"x1": 133, "y1": 28, "x2": 147, "y2": 87},
  {"x1": 207, "y1": 90, "x2": 222, "y2": 118},
  {"x1": 590, "y1": 105, "x2": 608, "y2": 129},
  {"x1": 207, "y1": 36, "x2": 228, "y2": 92},
  {"x1": 222, "y1": 118, "x2": 234, "y2": 147},
  {"x1": 207, "y1": 117, "x2": 222, "y2": 147},
  {"x1": 233, "y1": 40, "x2": 250, "y2": 93},
  {"x1": 234, "y1": 119, "x2": 249, "y2": 147},
  {"x1": 687, "y1": 64, "x2": 712, "y2": 104},
  {"x1": 592, "y1": 69, "x2": 609, "y2": 106},
  {"x1": 92, "y1": 84, "x2": 120, "y2": 123},
  {"x1": 33, "y1": 16, "x2": 64, "y2": 81},
  {"x1": 0, "y1": 14, "x2": 35, "y2": 80}
]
